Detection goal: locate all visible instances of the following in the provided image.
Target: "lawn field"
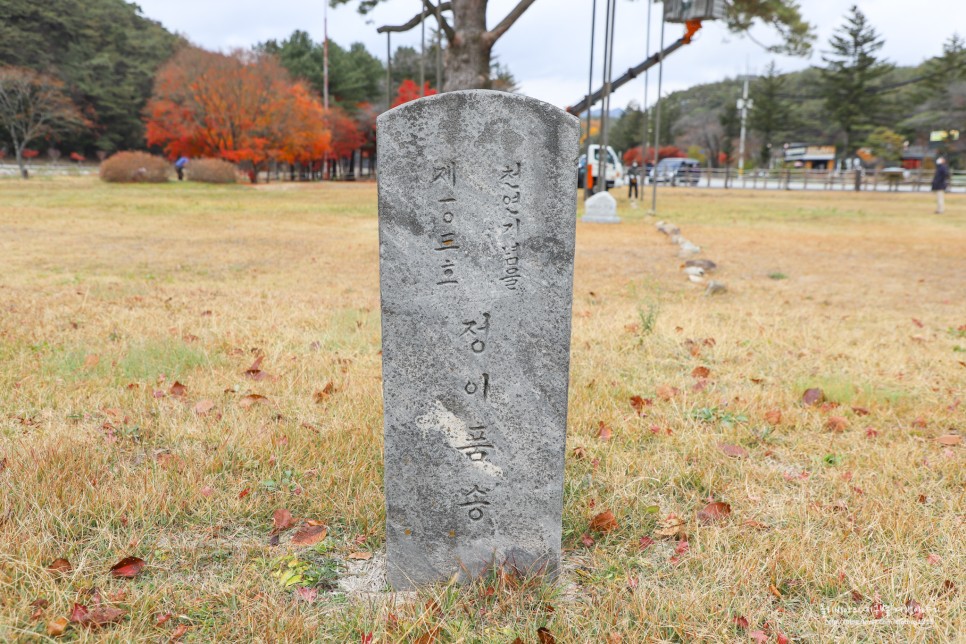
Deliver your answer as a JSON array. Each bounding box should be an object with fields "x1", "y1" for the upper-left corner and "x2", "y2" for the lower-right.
[{"x1": 0, "y1": 177, "x2": 963, "y2": 642}]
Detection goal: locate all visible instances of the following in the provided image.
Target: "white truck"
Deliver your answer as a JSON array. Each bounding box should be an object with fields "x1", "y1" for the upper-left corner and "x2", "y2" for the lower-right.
[{"x1": 580, "y1": 144, "x2": 625, "y2": 190}]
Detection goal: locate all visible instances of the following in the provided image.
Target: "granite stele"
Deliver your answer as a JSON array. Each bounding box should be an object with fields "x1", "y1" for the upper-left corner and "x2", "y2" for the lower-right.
[{"x1": 377, "y1": 90, "x2": 579, "y2": 590}]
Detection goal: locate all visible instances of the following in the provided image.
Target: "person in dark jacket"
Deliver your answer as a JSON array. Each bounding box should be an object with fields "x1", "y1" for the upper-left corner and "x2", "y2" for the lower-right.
[{"x1": 931, "y1": 156, "x2": 950, "y2": 213}]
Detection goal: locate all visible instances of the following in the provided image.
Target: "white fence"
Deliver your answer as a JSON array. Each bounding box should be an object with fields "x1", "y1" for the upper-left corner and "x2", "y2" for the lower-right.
[{"x1": 653, "y1": 167, "x2": 966, "y2": 193}]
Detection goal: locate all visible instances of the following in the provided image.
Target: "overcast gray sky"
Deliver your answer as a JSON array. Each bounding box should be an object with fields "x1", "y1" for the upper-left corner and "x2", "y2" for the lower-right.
[{"x1": 134, "y1": 0, "x2": 964, "y2": 110}]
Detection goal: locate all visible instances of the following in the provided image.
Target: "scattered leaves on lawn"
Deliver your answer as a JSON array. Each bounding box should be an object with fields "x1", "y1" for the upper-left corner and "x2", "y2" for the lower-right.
[
  {"x1": 48, "y1": 558, "x2": 72, "y2": 575},
  {"x1": 69, "y1": 603, "x2": 126, "y2": 629},
  {"x1": 589, "y1": 510, "x2": 618, "y2": 533},
  {"x1": 697, "y1": 501, "x2": 731, "y2": 524},
  {"x1": 291, "y1": 523, "x2": 327, "y2": 546},
  {"x1": 272, "y1": 509, "x2": 295, "y2": 533},
  {"x1": 718, "y1": 443, "x2": 748, "y2": 458},
  {"x1": 596, "y1": 421, "x2": 612, "y2": 441},
  {"x1": 802, "y1": 388, "x2": 825, "y2": 406},
  {"x1": 110, "y1": 556, "x2": 146, "y2": 579}
]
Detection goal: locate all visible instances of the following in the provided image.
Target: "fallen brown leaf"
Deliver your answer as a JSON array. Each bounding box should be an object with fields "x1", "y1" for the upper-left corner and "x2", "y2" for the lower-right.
[
  {"x1": 589, "y1": 510, "x2": 618, "y2": 533},
  {"x1": 238, "y1": 487, "x2": 251, "y2": 499},
  {"x1": 48, "y1": 558, "x2": 72, "y2": 575},
  {"x1": 655, "y1": 514, "x2": 686, "y2": 538},
  {"x1": 936, "y1": 434, "x2": 961, "y2": 446},
  {"x1": 802, "y1": 388, "x2": 825, "y2": 406},
  {"x1": 596, "y1": 421, "x2": 612, "y2": 441},
  {"x1": 572, "y1": 446, "x2": 587, "y2": 460},
  {"x1": 580, "y1": 533, "x2": 595, "y2": 547},
  {"x1": 826, "y1": 416, "x2": 849, "y2": 433},
  {"x1": 272, "y1": 509, "x2": 295, "y2": 533},
  {"x1": 69, "y1": 603, "x2": 126, "y2": 629},
  {"x1": 110, "y1": 556, "x2": 146, "y2": 579},
  {"x1": 194, "y1": 399, "x2": 215, "y2": 415},
  {"x1": 314, "y1": 381, "x2": 337, "y2": 402},
  {"x1": 170, "y1": 623, "x2": 190, "y2": 640},
  {"x1": 169, "y1": 382, "x2": 187, "y2": 398},
  {"x1": 348, "y1": 551, "x2": 372, "y2": 560},
  {"x1": 697, "y1": 501, "x2": 731, "y2": 524},
  {"x1": 851, "y1": 406, "x2": 870, "y2": 416},
  {"x1": 47, "y1": 617, "x2": 69, "y2": 637},
  {"x1": 83, "y1": 354, "x2": 100, "y2": 369},
  {"x1": 656, "y1": 385, "x2": 679, "y2": 401},
  {"x1": 239, "y1": 394, "x2": 269, "y2": 409},
  {"x1": 691, "y1": 366, "x2": 710, "y2": 378},
  {"x1": 291, "y1": 523, "x2": 327, "y2": 546},
  {"x1": 629, "y1": 395, "x2": 652, "y2": 415},
  {"x1": 718, "y1": 443, "x2": 748, "y2": 458},
  {"x1": 537, "y1": 627, "x2": 557, "y2": 644}
]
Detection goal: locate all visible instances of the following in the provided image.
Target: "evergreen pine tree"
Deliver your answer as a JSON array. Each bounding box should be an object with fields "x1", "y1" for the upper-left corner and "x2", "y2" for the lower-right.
[{"x1": 749, "y1": 62, "x2": 793, "y2": 166}]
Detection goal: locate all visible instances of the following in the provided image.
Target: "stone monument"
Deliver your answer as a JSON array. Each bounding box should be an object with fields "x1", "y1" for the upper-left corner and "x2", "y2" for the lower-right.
[
  {"x1": 581, "y1": 191, "x2": 620, "y2": 223},
  {"x1": 377, "y1": 90, "x2": 579, "y2": 590}
]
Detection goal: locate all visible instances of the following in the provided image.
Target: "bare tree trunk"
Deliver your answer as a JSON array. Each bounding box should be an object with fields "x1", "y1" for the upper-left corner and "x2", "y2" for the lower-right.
[
  {"x1": 444, "y1": 0, "x2": 492, "y2": 91},
  {"x1": 14, "y1": 144, "x2": 27, "y2": 179}
]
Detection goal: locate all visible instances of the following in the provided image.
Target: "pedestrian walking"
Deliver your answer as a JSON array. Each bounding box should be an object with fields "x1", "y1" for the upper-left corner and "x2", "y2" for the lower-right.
[
  {"x1": 931, "y1": 157, "x2": 950, "y2": 213},
  {"x1": 175, "y1": 156, "x2": 189, "y2": 181},
  {"x1": 628, "y1": 161, "x2": 640, "y2": 199}
]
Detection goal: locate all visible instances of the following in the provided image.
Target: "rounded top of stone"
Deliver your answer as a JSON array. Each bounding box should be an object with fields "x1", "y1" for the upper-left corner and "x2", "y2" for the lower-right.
[{"x1": 377, "y1": 89, "x2": 579, "y2": 128}]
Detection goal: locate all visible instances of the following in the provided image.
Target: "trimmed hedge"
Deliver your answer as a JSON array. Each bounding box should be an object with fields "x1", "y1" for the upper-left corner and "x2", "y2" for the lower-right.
[
  {"x1": 99, "y1": 151, "x2": 171, "y2": 183},
  {"x1": 187, "y1": 158, "x2": 240, "y2": 184}
]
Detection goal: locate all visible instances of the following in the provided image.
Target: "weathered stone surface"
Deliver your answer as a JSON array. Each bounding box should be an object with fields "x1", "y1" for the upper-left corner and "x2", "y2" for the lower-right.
[
  {"x1": 377, "y1": 90, "x2": 579, "y2": 590},
  {"x1": 581, "y1": 191, "x2": 620, "y2": 223}
]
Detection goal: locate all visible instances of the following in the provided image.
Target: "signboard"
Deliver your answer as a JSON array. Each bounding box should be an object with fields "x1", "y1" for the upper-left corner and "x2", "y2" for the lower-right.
[{"x1": 784, "y1": 145, "x2": 836, "y2": 162}]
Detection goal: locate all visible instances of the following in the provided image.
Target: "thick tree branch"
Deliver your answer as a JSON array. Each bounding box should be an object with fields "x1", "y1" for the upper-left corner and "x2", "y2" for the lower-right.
[
  {"x1": 377, "y1": 1, "x2": 454, "y2": 42},
  {"x1": 484, "y1": 0, "x2": 539, "y2": 45}
]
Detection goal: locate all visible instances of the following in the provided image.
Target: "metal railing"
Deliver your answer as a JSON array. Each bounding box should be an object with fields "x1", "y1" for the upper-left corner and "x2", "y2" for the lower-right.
[{"x1": 648, "y1": 167, "x2": 966, "y2": 193}]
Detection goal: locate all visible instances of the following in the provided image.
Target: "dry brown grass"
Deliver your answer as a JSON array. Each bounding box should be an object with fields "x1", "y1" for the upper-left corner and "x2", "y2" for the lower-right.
[{"x1": 0, "y1": 177, "x2": 963, "y2": 642}]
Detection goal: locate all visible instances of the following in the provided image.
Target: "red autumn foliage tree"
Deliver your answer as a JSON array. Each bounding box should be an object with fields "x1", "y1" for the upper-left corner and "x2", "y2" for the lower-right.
[
  {"x1": 145, "y1": 47, "x2": 331, "y2": 181},
  {"x1": 391, "y1": 79, "x2": 437, "y2": 108},
  {"x1": 623, "y1": 145, "x2": 687, "y2": 165}
]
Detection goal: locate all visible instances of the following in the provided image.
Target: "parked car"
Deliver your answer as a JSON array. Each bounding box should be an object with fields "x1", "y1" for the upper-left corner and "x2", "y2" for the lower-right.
[
  {"x1": 578, "y1": 144, "x2": 625, "y2": 189},
  {"x1": 650, "y1": 157, "x2": 701, "y2": 185}
]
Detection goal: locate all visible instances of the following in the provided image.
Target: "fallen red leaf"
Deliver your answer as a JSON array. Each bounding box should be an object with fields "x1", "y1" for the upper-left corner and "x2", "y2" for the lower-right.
[
  {"x1": 851, "y1": 406, "x2": 870, "y2": 416},
  {"x1": 749, "y1": 630, "x2": 768, "y2": 643},
  {"x1": 110, "y1": 556, "x2": 146, "y2": 579},
  {"x1": 171, "y1": 623, "x2": 190, "y2": 640},
  {"x1": 865, "y1": 427, "x2": 879, "y2": 439},
  {"x1": 802, "y1": 388, "x2": 825, "y2": 406},
  {"x1": 733, "y1": 615, "x2": 749, "y2": 629},
  {"x1": 156, "y1": 613, "x2": 173, "y2": 626},
  {"x1": 272, "y1": 509, "x2": 295, "y2": 533},
  {"x1": 691, "y1": 366, "x2": 711, "y2": 378},
  {"x1": 169, "y1": 382, "x2": 187, "y2": 398},
  {"x1": 580, "y1": 533, "x2": 595, "y2": 548},
  {"x1": 48, "y1": 558, "x2": 72, "y2": 575},
  {"x1": 697, "y1": 501, "x2": 731, "y2": 524},
  {"x1": 590, "y1": 510, "x2": 618, "y2": 533},
  {"x1": 69, "y1": 603, "x2": 125, "y2": 628},
  {"x1": 638, "y1": 536, "x2": 655, "y2": 550},
  {"x1": 718, "y1": 443, "x2": 748, "y2": 459},
  {"x1": 294, "y1": 586, "x2": 318, "y2": 602},
  {"x1": 291, "y1": 523, "x2": 327, "y2": 546},
  {"x1": 927, "y1": 554, "x2": 942, "y2": 565},
  {"x1": 597, "y1": 421, "x2": 612, "y2": 441},
  {"x1": 675, "y1": 539, "x2": 690, "y2": 555},
  {"x1": 239, "y1": 487, "x2": 251, "y2": 499},
  {"x1": 629, "y1": 395, "x2": 652, "y2": 415},
  {"x1": 911, "y1": 318, "x2": 924, "y2": 328}
]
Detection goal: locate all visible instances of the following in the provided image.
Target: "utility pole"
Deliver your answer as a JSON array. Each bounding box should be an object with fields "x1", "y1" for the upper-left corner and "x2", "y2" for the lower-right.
[
  {"x1": 584, "y1": 0, "x2": 597, "y2": 199},
  {"x1": 386, "y1": 32, "x2": 392, "y2": 109},
  {"x1": 640, "y1": 0, "x2": 653, "y2": 187},
  {"x1": 650, "y1": 8, "x2": 666, "y2": 214},
  {"x1": 599, "y1": 0, "x2": 615, "y2": 193},
  {"x1": 419, "y1": 0, "x2": 426, "y2": 96},
  {"x1": 435, "y1": 2, "x2": 443, "y2": 90},
  {"x1": 737, "y1": 75, "x2": 753, "y2": 176}
]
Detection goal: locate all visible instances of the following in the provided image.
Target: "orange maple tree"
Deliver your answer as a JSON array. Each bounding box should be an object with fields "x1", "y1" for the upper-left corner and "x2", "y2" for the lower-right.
[
  {"x1": 391, "y1": 79, "x2": 437, "y2": 108},
  {"x1": 145, "y1": 47, "x2": 331, "y2": 179}
]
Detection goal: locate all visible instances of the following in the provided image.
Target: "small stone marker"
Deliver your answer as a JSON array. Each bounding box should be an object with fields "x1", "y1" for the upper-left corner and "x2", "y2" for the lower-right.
[
  {"x1": 581, "y1": 191, "x2": 620, "y2": 223},
  {"x1": 377, "y1": 90, "x2": 579, "y2": 590}
]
